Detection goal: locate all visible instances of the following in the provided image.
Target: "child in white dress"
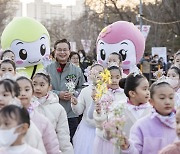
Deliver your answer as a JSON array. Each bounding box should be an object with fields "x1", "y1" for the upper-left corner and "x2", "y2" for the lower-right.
[
  {"x1": 71, "y1": 63, "x2": 104, "y2": 154},
  {"x1": 88, "y1": 66, "x2": 127, "y2": 154},
  {"x1": 119, "y1": 73, "x2": 152, "y2": 137},
  {"x1": 32, "y1": 72, "x2": 73, "y2": 154},
  {"x1": 89, "y1": 72, "x2": 152, "y2": 154}
]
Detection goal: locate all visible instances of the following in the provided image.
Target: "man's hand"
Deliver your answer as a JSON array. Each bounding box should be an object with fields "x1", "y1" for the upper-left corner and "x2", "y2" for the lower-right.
[{"x1": 59, "y1": 91, "x2": 72, "y2": 101}]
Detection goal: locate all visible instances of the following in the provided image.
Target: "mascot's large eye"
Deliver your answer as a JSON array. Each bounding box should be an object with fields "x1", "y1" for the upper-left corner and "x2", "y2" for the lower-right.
[
  {"x1": 40, "y1": 44, "x2": 46, "y2": 56},
  {"x1": 19, "y1": 49, "x2": 27, "y2": 60},
  {"x1": 100, "y1": 49, "x2": 106, "y2": 60},
  {"x1": 119, "y1": 49, "x2": 127, "y2": 61}
]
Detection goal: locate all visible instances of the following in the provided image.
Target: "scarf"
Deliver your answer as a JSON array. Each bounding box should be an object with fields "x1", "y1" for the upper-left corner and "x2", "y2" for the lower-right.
[
  {"x1": 108, "y1": 88, "x2": 123, "y2": 94},
  {"x1": 127, "y1": 100, "x2": 150, "y2": 111},
  {"x1": 27, "y1": 98, "x2": 40, "y2": 114},
  {"x1": 151, "y1": 108, "x2": 176, "y2": 128}
]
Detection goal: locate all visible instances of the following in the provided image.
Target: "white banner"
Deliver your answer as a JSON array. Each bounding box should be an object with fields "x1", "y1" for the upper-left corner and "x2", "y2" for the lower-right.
[
  {"x1": 151, "y1": 47, "x2": 167, "y2": 63},
  {"x1": 70, "y1": 42, "x2": 76, "y2": 51},
  {"x1": 81, "y1": 39, "x2": 91, "y2": 53},
  {"x1": 136, "y1": 25, "x2": 151, "y2": 41}
]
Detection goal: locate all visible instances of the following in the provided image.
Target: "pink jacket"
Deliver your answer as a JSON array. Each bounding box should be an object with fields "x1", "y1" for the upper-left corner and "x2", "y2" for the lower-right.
[
  {"x1": 31, "y1": 110, "x2": 61, "y2": 154},
  {"x1": 122, "y1": 113, "x2": 177, "y2": 154}
]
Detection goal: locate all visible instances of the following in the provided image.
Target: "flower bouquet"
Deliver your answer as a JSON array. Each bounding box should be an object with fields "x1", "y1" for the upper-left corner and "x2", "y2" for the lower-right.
[
  {"x1": 94, "y1": 69, "x2": 111, "y2": 101},
  {"x1": 102, "y1": 105, "x2": 126, "y2": 147},
  {"x1": 65, "y1": 81, "x2": 76, "y2": 94},
  {"x1": 65, "y1": 74, "x2": 77, "y2": 94},
  {"x1": 99, "y1": 93, "x2": 114, "y2": 113}
]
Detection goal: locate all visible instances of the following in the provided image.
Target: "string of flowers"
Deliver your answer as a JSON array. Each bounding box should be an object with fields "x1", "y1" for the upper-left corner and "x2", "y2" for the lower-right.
[
  {"x1": 91, "y1": 68, "x2": 113, "y2": 121},
  {"x1": 99, "y1": 94, "x2": 114, "y2": 113},
  {"x1": 93, "y1": 68, "x2": 126, "y2": 146},
  {"x1": 102, "y1": 104, "x2": 126, "y2": 147},
  {"x1": 91, "y1": 68, "x2": 127, "y2": 147},
  {"x1": 94, "y1": 69, "x2": 111, "y2": 101}
]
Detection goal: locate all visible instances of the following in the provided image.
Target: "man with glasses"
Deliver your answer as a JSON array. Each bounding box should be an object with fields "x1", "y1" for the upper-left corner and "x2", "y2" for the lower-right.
[{"x1": 46, "y1": 39, "x2": 85, "y2": 153}]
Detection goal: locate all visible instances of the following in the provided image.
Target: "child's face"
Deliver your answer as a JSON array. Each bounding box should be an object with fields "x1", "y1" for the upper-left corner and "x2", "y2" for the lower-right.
[
  {"x1": 108, "y1": 69, "x2": 121, "y2": 90},
  {"x1": 174, "y1": 55, "x2": 180, "y2": 69},
  {"x1": 150, "y1": 85, "x2": 174, "y2": 116},
  {"x1": 0, "y1": 113, "x2": 18, "y2": 129},
  {"x1": 0, "y1": 84, "x2": 14, "y2": 110},
  {"x1": 0, "y1": 112, "x2": 28, "y2": 147},
  {"x1": 167, "y1": 69, "x2": 179, "y2": 80},
  {"x1": 32, "y1": 76, "x2": 50, "y2": 98},
  {"x1": 78, "y1": 52, "x2": 83, "y2": 58},
  {"x1": 90, "y1": 65, "x2": 104, "y2": 81},
  {"x1": 0, "y1": 63, "x2": 15, "y2": 76},
  {"x1": 167, "y1": 69, "x2": 180, "y2": 89},
  {"x1": 2, "y1": 52, "x2": 15, "y2": 61},
  {"x1": 131, "y1": 78, "x2": 150, "y2": 105},
  {"x1": 176, "y1": 109, "x2": 180, "y2": 139},
  {"x1": 17, "y1": 79, "x2": 33, "y2": 108},
  {"x1": 107, "y1": 54, "x2": 121, "y2": 68},
  {"x1": 70, "y1": 54, "x2": 80, "y2": 66}
]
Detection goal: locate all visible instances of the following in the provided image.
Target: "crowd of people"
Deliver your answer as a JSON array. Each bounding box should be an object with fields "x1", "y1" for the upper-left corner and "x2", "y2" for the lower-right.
[
  {"x1": 140, "y1": 52, "x2": 180, "y2": 82},
  {"x1": 0, "y1": 38, "x2": 179, "y2": 154}
]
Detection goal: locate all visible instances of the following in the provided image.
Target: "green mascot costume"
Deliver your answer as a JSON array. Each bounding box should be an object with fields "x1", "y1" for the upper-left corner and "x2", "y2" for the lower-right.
[{"x1": 1, "y1": 17, "x2": 50, "y2": 79}]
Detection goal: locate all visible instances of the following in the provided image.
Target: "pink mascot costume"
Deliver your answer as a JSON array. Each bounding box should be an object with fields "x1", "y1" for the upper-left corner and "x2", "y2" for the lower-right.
[{"x1": 97, "y1": 21, "x2": 145, "y2": 74}]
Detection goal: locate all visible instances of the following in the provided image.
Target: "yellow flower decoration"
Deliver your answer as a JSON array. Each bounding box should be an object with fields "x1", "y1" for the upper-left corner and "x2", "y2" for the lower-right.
[
  {"x1": 94, "y1": 69, "x2": 111, "y2": 101},
  {"x1": 100, "y1": 69, "x2": 111, "y2": 84},
  {"x1": 95, "y1": 91, "x2": 103, "y2": 100},
  {"x1": 95, "y1": 84, "x2": 104, "y2": 100}
]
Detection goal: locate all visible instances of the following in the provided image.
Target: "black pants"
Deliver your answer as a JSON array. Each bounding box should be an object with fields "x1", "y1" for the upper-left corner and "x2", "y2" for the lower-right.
[
  {"x1": 143, "y1": 73, "x2": 150, "y2": 81},
  {"x1": 68, "y1": 117, "x2": 79, "y2": 143}
]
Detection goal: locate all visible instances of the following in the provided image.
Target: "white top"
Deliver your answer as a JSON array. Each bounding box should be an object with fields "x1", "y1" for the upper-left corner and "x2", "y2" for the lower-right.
[
  {"x1": 0, "y1": 144, "x2": 42, "y2": 154},
  {"x1": 175, "y1": 88, "x2": 180, "y2": 108},
  {"x1": 71, "y1": 85, "x2": 96, "y2": 127},
  {"x1": 93, "y1": 89, "x2": 127, "y2": 139},
  {"x1": 35, "y1": 91, "x2": 73, "y2": 154},
  {"x1": 107, "y1": 88, "x2": 127, "y2": 103},
  {"x1": 126, "y1": 102, "x2": 152, "y2": 119},
  {"x1": 123, "y1": 102, "x2": 153, "y2": 137}
]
